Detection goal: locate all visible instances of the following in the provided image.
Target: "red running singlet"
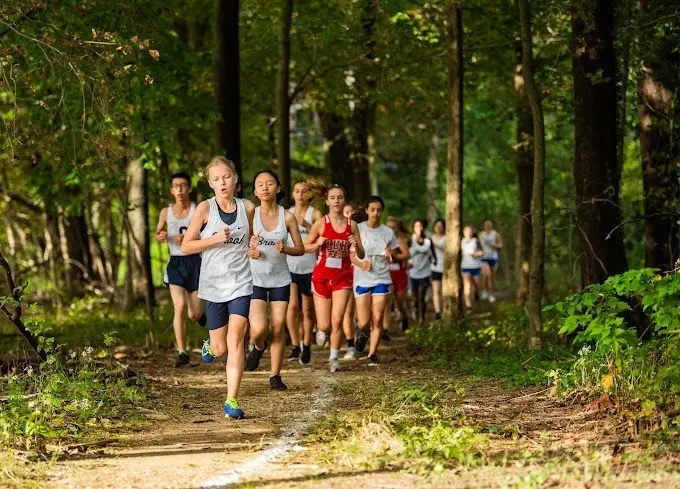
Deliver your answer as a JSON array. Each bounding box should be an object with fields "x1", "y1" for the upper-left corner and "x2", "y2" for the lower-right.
[{"x1": 311, "y1": 216, "x2": 353, "y2": 298}]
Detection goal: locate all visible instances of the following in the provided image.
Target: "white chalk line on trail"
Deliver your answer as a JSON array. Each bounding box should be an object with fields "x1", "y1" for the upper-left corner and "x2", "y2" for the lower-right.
[{"x1": 196, "y1": 375, "x2": 336, "y2": 489}]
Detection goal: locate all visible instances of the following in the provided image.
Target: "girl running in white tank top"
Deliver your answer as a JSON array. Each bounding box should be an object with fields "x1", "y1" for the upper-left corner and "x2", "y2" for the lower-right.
[
  {"x1": 245, "y1": 171, "x2": 304, "y2": 391},
  {"x1": 181, "y1": 156, "x2": 255, "y2": 420}
]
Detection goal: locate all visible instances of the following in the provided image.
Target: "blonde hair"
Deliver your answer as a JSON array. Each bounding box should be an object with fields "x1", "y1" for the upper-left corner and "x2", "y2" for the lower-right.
[
  {"x1": 305, "y1": 179, "x2": 345, "y2": 204},
  {"x1": 386, "y1": 216, "x2": 409, "y2": 238},
  {"x1": 205, "y1": 156, "x2": 237, "y2": 180}
]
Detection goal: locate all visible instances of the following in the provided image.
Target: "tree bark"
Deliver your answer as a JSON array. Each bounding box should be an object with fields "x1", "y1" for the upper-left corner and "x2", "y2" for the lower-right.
[
  {"x1": 58, "y1": 212, "x2": 92, "y2": 298},
  {"x1": 518, "y1": 0, "x2": 546, "y2": 349},
  {"x1": 638, "y1": 2, "x2": 680, "y2": 270},
  {"x1": 277, "y1": 0, "x2": 294, "y2": 196},
  {"x1": 320, "y1": 111, "x2": 354, "y2": 199},
  {"x1": 215, "y1": 0, "x2": 242, "y2": 189},
  {"x1": 426, "y1": 133, "x2": 441, "y2": 224},
  {"x1": 513, "y1": 39, "x2": 534, "y2": 305},
  {"x1": 571, "y1": 0, "x2": 628, "y2": 286},
  {"x1": 443, "y1": 0, "x2": 464, "y2": 323}
]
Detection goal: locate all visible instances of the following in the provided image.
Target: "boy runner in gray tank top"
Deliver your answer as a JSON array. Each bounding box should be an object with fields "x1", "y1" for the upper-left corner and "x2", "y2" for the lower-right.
[
  {"x1": 181, "y1": 157, "x2": 256, "y2": 420},
  {"x1": 154, "y1": 172, "x2": 206, "y2": 368},
  {"x1": 245, "y1": 171, "x2": 304, "y2": 391}
]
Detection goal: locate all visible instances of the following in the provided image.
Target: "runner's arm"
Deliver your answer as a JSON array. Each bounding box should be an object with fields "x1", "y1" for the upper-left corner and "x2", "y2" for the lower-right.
[
  {"x1": 495, "y1": 232, "x2": 503, "y2": 250},
  {"x1": 154, "y1": 207, "x2": 168, "y2": 242},
  {"x1": 305, "y1": 219, "x2": 324, "y2": 253},
  {"x1": 243, "y1": 199, "x2": 256, "y2": 238},
  {"x1": 350, "y1": 221, "x2": 365, "y2": 259},
  {"x1": 181, "y1": 201, "x2": 223, "y2": 254},
  {"x1": 283, "y1": 211, "x2": 305, "y2": 256},
  {"x1": 393, "y1": 236, "x2": 411, "y2": 261}
]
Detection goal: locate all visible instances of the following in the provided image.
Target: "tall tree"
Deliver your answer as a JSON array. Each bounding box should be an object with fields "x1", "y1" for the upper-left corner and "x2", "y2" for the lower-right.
[
  {"x1": 513, "y1": 39, "x2": 534, "y2": 305},
  {"x1": 443, "y1": 0, "x2": 464, "y2": 322},
  {"x1": 518, "y1": 0, "x2": 545, "y2": 348},
  {"x1": 426, "y1": 133, "x2": 441, "y2": 224},
  {"x1": 638, "y1": 0, "x2": 680, "y2": 270},
  {"x1": 320, "y1": 111, "x2": 355, "y2": 198},
  {"x1": 277, "y1": 0, "x2": 294, "y2": 196},
  {"x1": 571, "y1": 0, "x2": 628, "y2": 285},
  {"x1": 215, "y1": 0, "x2": 243, "y2": 188}
]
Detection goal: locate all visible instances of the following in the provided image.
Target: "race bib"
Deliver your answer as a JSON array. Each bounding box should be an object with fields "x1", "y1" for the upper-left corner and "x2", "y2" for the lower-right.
[
  {"x1": 326, "y1": 257, "x2": 342, "y2": 269},
  {"x1": 388, "y1": 263, "x2": 400, "y2": 271}
]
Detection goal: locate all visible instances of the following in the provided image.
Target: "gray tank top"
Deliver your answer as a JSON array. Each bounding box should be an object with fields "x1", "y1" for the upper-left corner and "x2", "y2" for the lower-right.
[
  {"x1": 167, "y1": 202, "x2": 196, "y2": 256},
  {"x1": 198, "y1": 197, "x2": 252, "y2": 303},
  {"x1": 286, "y1": 205, "x2": 316, "y2": 275},
  {"x1": 250, "y1": 206, "x2": 291, "y2": 288}
]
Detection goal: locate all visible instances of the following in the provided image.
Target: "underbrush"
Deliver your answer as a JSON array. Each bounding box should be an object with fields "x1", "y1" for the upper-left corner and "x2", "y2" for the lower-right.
[{"x1": 311, "y1": 380, "x2": 488, "y2": 474}]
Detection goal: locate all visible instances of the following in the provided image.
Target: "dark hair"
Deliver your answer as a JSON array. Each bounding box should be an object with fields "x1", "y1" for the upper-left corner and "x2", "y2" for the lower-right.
[
  {"x1": 253, "y1": 170, "x2": 286, "y2": 202},
  {"x1": 364, "y1": 195, "x2": 385, "y2": 210},
  {"x1": 170, "y1": 172, "x2": 192, "y2": 186},
  {"x1": 345, "y1": 201, "x2": 367, "y2": 223},
  {"x1": 386, "y1": 216, "x2": 409, "y2": 237},
  {"x1": 413, "y1": 217, "x2": 428, "y2": 229},
  {"x1": 434, "y1": 218, "x2": 446, "y2": 233}
]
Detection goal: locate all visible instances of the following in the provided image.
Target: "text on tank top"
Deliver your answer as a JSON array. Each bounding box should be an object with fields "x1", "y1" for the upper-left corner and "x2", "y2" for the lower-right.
[
  {"x1": 167, "y1": 202, "x2": 196, "y2": 256},
  {"x1": 250, "y1": 206, "x2": 291, "y2": 288},
  {"x1": 286, "y1": 206, "x2": 316, "y2": 274},
  {"x1": 197, "y1": 197, "x2": 252, "y2": 303},
  {"x1": 316, "y1": 216, "x2": 352, "y2": 272}
]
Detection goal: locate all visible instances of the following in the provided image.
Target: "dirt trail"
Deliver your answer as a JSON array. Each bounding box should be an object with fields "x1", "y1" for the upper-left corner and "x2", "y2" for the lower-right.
[{"x1": 47, "y1": 331, "x2": 680, "y2": 489}]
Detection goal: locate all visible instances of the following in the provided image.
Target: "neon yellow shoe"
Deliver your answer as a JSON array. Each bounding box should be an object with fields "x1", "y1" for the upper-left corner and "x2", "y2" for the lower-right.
[{"x1": 224, "y1": 397, "x2": 245, "y2": 420}]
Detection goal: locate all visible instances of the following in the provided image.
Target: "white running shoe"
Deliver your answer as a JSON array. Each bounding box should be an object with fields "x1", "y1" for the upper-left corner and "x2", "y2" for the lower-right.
[
  {"x1": 481, "y1": 290, "x2": 489, "y2": 300},
  {"x1": 488, "y1": 295, "x2": 497, "y2": 303},
  {"x1": 315, "y1": 330, "x2": 328, "y2": 347},
  {"x1": 343, "y1": 347, "x2": 357, "y2": 361},
  {"x1": 329, "y1": 358, "x2": 343, "y2": 372}
]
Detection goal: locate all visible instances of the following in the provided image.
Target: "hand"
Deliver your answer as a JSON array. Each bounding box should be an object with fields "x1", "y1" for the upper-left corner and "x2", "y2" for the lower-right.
[
  {"x1": 360, "y1": 261, "x2": 372, "y2": 272},
  {"x1": 296, "y1": 213, "x2": 308, "y2": 227},
  {"x1": 249, "y1": 230, "x2": 261, "y2": 250},
  {"x1": 249, "y1": 248, "x2": 262, "y2": 260},
  {"x1": 172, "y1": 234, "x2": 184, "y2": 245},
  {"x1": 316, "y1": 236, "x2": 327, "y2": 248},
  {"x1": 213, "y1": 227, "x2": 230, "y2": 244},
  {"x1": 157, "y1": 231, "x2": 168, "y2": 243},
  {"x1": 349, "y1": 234, "x2": 357, "y2": 247},
  {"x1": 275, "y1": 241, "x2": 285, "y2": 253},
  {"x1": 384, "y1": 248, "x2": 393, "y2": 263}
]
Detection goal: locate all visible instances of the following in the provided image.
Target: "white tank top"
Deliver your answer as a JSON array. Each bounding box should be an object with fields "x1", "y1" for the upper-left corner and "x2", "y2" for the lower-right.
[
  {"x1": 250, "y1": 206, "x2": 292, "y2": 288},
  {"x1": 286, "y1": 206, "x2": 316, "y2": 275},
  {"x1": 480, "y1": 230, "x2": 499, "y2": 259},
  {"x1": 198, "y1": 198, "x2": 252, "y2": 303},
  {"x1": 167, "y1": 202, "x2": 196, "y2": 256}
]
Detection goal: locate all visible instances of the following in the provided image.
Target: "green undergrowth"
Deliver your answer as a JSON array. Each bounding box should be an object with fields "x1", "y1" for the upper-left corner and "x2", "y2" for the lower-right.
[{"x1": 309, "y1": 378, "x2": 488, "y2": 474}]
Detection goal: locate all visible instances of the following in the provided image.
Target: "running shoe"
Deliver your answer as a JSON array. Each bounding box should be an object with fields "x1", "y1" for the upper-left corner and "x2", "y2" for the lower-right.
[
  {"x1": 269, "y1": 375, "x2": 288, "y2": 391},
  {"x1": 368, "y1": 354, "x2": 379, "y2": 366},
  {"x1": 401, "y1": 316, "x2": 409, "y2": 332},
  {"x1": 288, "y1": 346, "x2": 301, "y2": 362},
  {"x1": 343, "y1": 347, "x2": 357, "y2": 361},
  {"x1": 224, "y1": 398, "x2": 245, "y2": 420},
  {"x1": 315, "y1": 330, "x2": 328, "y2": 347},
  {"x1": 481, "y1": 290, "x2": 489, "y2": 300},
  {"x1": 329, "y1": 358, "x2": 343, "y2": 372},
  {"x1": 299, "y1": 345, "x2": 311, "y2": 365},
  {"x1": 174, "y1": 351, "x2": 190, "y2": 368},
  {"x1": 489, "y1": 295, "x2": 497, "y2": 303},
  {"x1": 202, "y1": 339, "x2": 215, "y2": 363},
  {"x1": 355, "y1": 330, "x2": 369, "y2": 354},
  {"x1": 246, "y1": 342, "x2": 267, "y2": 371},
  {"x1": 381, "y1": 330, "x2": 392, "y2": 342}
]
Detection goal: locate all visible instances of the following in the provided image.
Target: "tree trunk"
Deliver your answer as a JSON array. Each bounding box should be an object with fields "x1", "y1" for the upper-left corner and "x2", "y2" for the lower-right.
[
  {"x1": 571, "y1": 0, "x2": 628, "y2": 286},
  {"x1": 638, "y1": 4, "x2": 680, "y2": 271},
  {"x1": 426, "y1": 133, "x2": 441, "y2": 224},
  {"x1": 518, "y1": 0, "x2": 546, "y2": 349},
  {"x1": 320, "y1": 111, "x2": 354, "y2": 199},
  {"x1": 85, "y1": 204, "x2": 110, "y2": 285},
  {"x1": 277, "y1": 0, "x2": 294, "y2": 196},
  {"x1": 100, "y1": 201, "x2": 119, "y2": 287},
  {"x1": 514, "y1": 39, "x2": 534, "y2": 305},
  {"x1": 57, "y1": 212, "x2": 92, "y2": 298},
  {"x1": 43, "y1": 209, "x2": 61, "y2": 293},
  {"x1": 443, "y1": 0, "x2": 464, "y2": 323},
  {"x1": 351, "y1": 0, "x2": 378, "y2": 201},
  {"x1": 215, "y1": 0, "x2": 242, "y2": 189}
]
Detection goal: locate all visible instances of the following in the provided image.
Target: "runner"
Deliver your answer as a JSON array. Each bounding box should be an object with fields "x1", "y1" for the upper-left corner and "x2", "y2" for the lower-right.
[
  {"x1": 285, "y1": 182, "x2": 323, "y2": 365},
  {"x1": 154, "y1": 173, "x2": 206, "y2": 367},
  {"x1": 246, "y1": 171, "x2": 305, "y2": 390},
  {"x1": 383, "y1": 216, "x2": 411, "y2": 333},
  {"x1": 479, "y1": 219, "x2": 503, "y2": 303},
  {"x1": 351, "y1": 197, "x2": 404, "y2": 366},
  {"x1": 305, "y1": 182, "x2": 365, "y2": 372},
  {"x1": 430, "y1": 219, "x2": 446, "y2": 320},
  {"x1": 181, "y1": 156, "x2": 254, "y2": 420},
  {"x1": 462, "y1": 225, "x2": 484, "y2": 313},
  {"x1": 409, "y1": 217, "x2": 436, "y2": 325}
]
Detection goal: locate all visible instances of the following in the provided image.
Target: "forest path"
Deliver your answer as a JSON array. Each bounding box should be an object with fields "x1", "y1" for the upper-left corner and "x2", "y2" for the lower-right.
[{"x1": 47, "y1": 322, "x2": 679, "y2": 488}]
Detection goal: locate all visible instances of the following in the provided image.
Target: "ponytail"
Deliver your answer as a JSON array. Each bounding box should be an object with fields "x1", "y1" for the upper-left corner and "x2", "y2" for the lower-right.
[{"x1": 305, "y1": 179, "x2": 346, "y2": 204}]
